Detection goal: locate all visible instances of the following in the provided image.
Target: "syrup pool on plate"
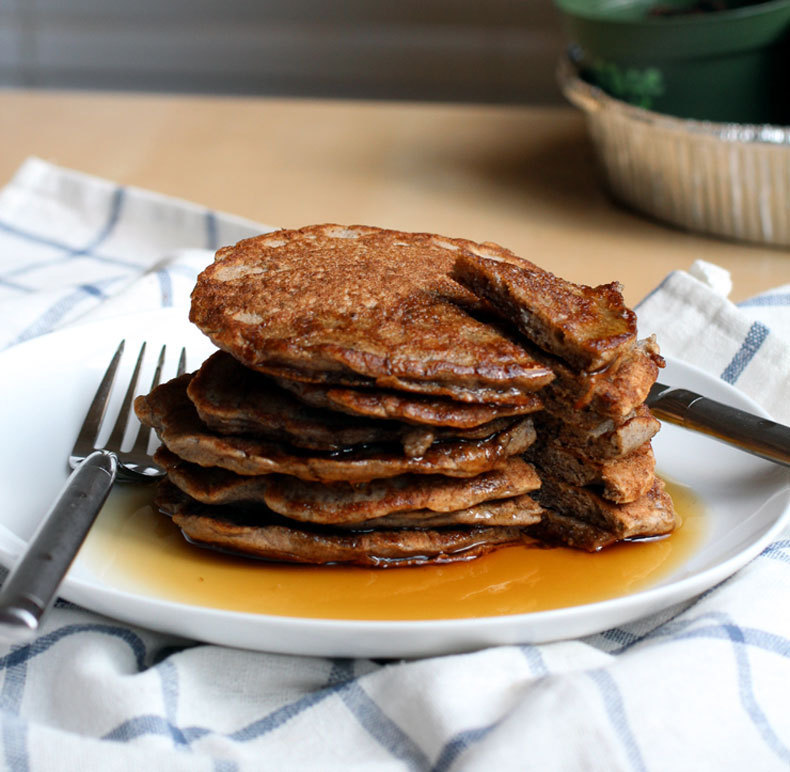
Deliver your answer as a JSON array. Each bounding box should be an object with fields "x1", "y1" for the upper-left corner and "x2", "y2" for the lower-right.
[{"x1": 78, "y1": 479, "x2": 705, "y2": 621}]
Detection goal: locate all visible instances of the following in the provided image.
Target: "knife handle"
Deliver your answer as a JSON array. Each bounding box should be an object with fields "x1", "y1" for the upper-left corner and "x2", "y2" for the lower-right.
[
  {"x1": 651, "y1": 388, "x2": 790, "y2": 467},
  {"x1": 0, "y1": 450, "x2": 117, "y2": 643}
]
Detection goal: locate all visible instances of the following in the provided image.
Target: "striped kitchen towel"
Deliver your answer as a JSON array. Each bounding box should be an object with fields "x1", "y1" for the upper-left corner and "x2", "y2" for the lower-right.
[
  {"x1": 636, "y1": 259, "x2": 790, "y2": 424},
  {"x1": 0, "y1": 159, "x2": 787, "y2": 771},
  {"x1": 0, "y1": 157, "x2": 264, "y2": 350}
]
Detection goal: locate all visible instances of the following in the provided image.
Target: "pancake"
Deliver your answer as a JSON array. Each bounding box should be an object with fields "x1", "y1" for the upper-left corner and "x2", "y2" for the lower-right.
[
  {"x1": 539, "y1": 337, "x2": 664, "y2": 421},
  {"x1": 156, "y1": 482, "x2": 526, "y2": 567},
  {"x1": 452, "y1": 250, "x2": 637, "y2": 371},
  {"x1": 188, "y1": 351, "x2": 517, "y2": 455},
  {"x1": 276, "y1": 378, "x2": 541, "y2": 428},
  {"x1": 528, "y1": 504, "x2": 675, "y2": 552},
  {"x1": 364, "y1": 375, "x2": 543, "y2": 405},
  {"x1": 526, "y1": 511, "x2": 623, "y2": 552},
  {"x1": 189, "y1": 225, "x2": 554, "y2": 395},
  {"x1": 534, "y1": 475, "x2": 677, "y2": 541},
  {"x1": 527, "y1": 440, "x2": 655, "y2": 503},
  {"x1": 188, "y1": 351, "x2": 405, "y2": 451},
  {"x1": 535, "y1": 406, "x2": 661, "y2": 460},
  {"x1": 335, "y1": 495, "x2": 543, "y2": 528},
  {"x1": 134, "y1": 374, "x2": 537, "y2": 483},
  {"x1": 155, "y1": 447, "x2": 540, "y2": 524}
]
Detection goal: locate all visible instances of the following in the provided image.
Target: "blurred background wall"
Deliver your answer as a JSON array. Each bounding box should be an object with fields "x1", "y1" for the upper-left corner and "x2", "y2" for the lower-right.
[{"x1": 0, "y1": 0, "x2": 566, "y2": 103}]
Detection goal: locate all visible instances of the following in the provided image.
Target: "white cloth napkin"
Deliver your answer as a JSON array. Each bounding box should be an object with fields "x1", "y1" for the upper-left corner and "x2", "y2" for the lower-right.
[{"x1": 0, "y1": 158, "x2": 788, "y2": 771}]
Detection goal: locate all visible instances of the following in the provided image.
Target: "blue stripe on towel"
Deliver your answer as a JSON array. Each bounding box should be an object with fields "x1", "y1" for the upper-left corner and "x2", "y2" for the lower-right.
[
  {"x1": 229, "y1": 658, "x2": 352, "y2": 742},
  {"x1": 213, "y1": 759, "x2": 239, "y2": 772},
  {"x1": 432, "y1": 725, "x2": 495, "y2": 772},
  {"x1": 0, "y1": 219, "x2": 77, "y2": 253},
  {"x1": 103, "y1": 715, "x2": 179, "y2": 743},
  {"x1": 102, "y1": 658, "x2": 371, "y2": 753},
  {"x1": 671, "y1": 619, "x2": 790, "y2": 660},
  {"x1": 157, "y1": 660, "x2": 189, "y2": 748},
  {"x1": 67, "y1": 186, "x2": 125, "y2": 257},
  {"x1": 0, "y1": 624, "x2": 148, "y2": 672},
  {"x1": 9, "y1": 282, "x2": 114, "y2": 347},
  {"x1": 0, "y1": 623, "x2": 150, "y2": 767},
  {"x1": 720, "y1": 321, "x2": 770, "y2": 384},
  {"x1": 519, "y1": 643, "x2": 549, "y2": 676},
  {"x1": 107, "y1": 658, "x2": 348, "y2": 745},
  {"x1": 587, "y1": 669, "x2": 647, "y2": 772},
  {"x1": 739, "y1": 293, "x2": 790, "y2": 308},
  {"x1": 156, "y1": 269, "x2": 173, "y2": 307},
  {"x1": 0, "y1": 186, "x2": 126, "y2": 265},
  {"x1": 616, "y1": 612, "x2": 790, "y2": 765},
  {"x1": 205, "y1": 210, "x2": 219, "y2": 251},
  {"x1": 723, "y1": 623, "x2": 790, "y2": 766},
  {"x1": 1, "y1": 712, "x2": 29, "y2": 772},
  {"x1": 335, "y1": 661, "x2": 430, "y2": 770},
  {"x1": 761, "y1": 539, "x2": 790, "y2": 565},
  {"x1": 1, "y1": 645, "x2": 30, "y2": 772},
  {"x1": 4, "y1": 250, "x2": 142, "y2": 280},
  {"x1": 0, "y1": 276, "x2": 34, "y2": 292}
]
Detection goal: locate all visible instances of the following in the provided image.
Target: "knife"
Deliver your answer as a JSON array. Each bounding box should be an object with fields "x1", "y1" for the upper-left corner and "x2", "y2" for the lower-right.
[{"x1": 647, "y1": 383, "x2": 790, "y2": 467}]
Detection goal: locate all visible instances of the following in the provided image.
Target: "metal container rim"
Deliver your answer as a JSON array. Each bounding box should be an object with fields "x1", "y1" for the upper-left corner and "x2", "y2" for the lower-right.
[{"x1": 557, "y1": 56, "x2": 790, "y2": 146}]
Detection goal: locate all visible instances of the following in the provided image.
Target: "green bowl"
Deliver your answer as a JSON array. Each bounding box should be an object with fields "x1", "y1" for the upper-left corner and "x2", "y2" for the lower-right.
[{"x1": 554, "y1": 0, "x2": 790, "y2": 123}]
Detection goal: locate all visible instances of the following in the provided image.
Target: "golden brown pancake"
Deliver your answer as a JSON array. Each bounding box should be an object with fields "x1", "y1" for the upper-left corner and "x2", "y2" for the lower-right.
[
  {"x1": 538, "y1": 338, "x2": 664, "y2": 421},
  {"x1": 527, "y1": 440, "x2": 655, "y2": 504},
  {"x1": 135, "y1": 374, "x2": 537, "y2": 483},
  {"x1": 189, "y1": 225, "x2": 554, "y2": 395},
  {"x1": 533, "y1": 475, "x2": 677, "y2": 542},
  {"x1": 156, "y1": 482, "x2": 527, "y2": 567},
  {"x1": 276, "y1": 378, "x2": 542, "y2": 428},
  {"x1": 452, "y1": 251, "x2": 637, "y2": 371},
  {"x1": 188, "y1": 351, "x2": 517, "y2": 456},
  {"x1": 363, "y1": 375, "x2": 543, "y2": 405},
  {"x1": 526, "y1": 511, "x2": 622, "y2": 552},
  {"x1": 155, "y1": 447, "x2": 540, "y2": 524},
  {"x1": 535, "y1": 406, "x2": 661, "y2": 460},
  {"x1": 188, "y1": 351, "x2": 405, "y2": 451},
  {"x1": 334, "y1": 495, "x2": 543, "y2": 529}
]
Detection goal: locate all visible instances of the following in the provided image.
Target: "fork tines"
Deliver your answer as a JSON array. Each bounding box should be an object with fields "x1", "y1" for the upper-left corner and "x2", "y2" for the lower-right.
[{"x1": 70, "y1": 340, "x2": 186, "y2": 480}]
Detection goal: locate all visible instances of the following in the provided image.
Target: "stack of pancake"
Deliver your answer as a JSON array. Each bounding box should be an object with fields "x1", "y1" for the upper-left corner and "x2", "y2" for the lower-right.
[
  {"x1": 134, "y1": 224, "x2": 677, "y2": 567},
  {"x1": 451, "y1": 251, "x2": 676, "y2": 551}
]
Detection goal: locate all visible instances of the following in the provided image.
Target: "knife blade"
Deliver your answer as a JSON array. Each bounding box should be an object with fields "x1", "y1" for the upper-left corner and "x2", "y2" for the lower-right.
[{"x1": 646, "y1": 382, "x2": 790, "y2": 467}]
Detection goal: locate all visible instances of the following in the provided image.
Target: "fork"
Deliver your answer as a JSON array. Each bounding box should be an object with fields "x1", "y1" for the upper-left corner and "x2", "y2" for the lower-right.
[{"x1": 0, "y1": 340, "x2": 185, "y2": 642}]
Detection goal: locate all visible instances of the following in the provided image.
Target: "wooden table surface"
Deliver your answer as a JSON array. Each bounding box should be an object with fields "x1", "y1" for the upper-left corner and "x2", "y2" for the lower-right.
[{"x1": 1, "y1": 88, "x2": 788, "y2": 306}]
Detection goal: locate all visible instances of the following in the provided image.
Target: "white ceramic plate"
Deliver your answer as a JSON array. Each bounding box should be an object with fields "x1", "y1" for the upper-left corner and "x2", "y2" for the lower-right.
[{"x1": 0, "y1": 309, "x2": 788, "y2": 658}]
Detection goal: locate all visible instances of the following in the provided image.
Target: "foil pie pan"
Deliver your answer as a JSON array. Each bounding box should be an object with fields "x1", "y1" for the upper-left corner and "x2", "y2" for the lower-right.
[{"x1": 559, "y1": 58, "x2": 790, "y2": 248}]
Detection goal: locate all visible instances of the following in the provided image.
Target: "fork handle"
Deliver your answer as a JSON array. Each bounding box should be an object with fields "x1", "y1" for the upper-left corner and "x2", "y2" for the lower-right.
[{"x1": 0, "y1": 451, "x2": 117, "y2": 642}]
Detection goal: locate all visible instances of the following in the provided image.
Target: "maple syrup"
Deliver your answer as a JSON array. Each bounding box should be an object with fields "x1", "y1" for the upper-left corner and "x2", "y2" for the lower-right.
[{"x1": 79, "y1": 478, "x2": 704, "y2": 620}]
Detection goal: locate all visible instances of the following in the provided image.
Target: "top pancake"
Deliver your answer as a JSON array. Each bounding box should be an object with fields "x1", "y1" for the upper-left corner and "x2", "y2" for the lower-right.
[
  {"x1": 452, "y1": 251, "x2": 637, "y2": 371},
  {"x1": 190, "y1": 225, "x2": 554, "y2": 395}
]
